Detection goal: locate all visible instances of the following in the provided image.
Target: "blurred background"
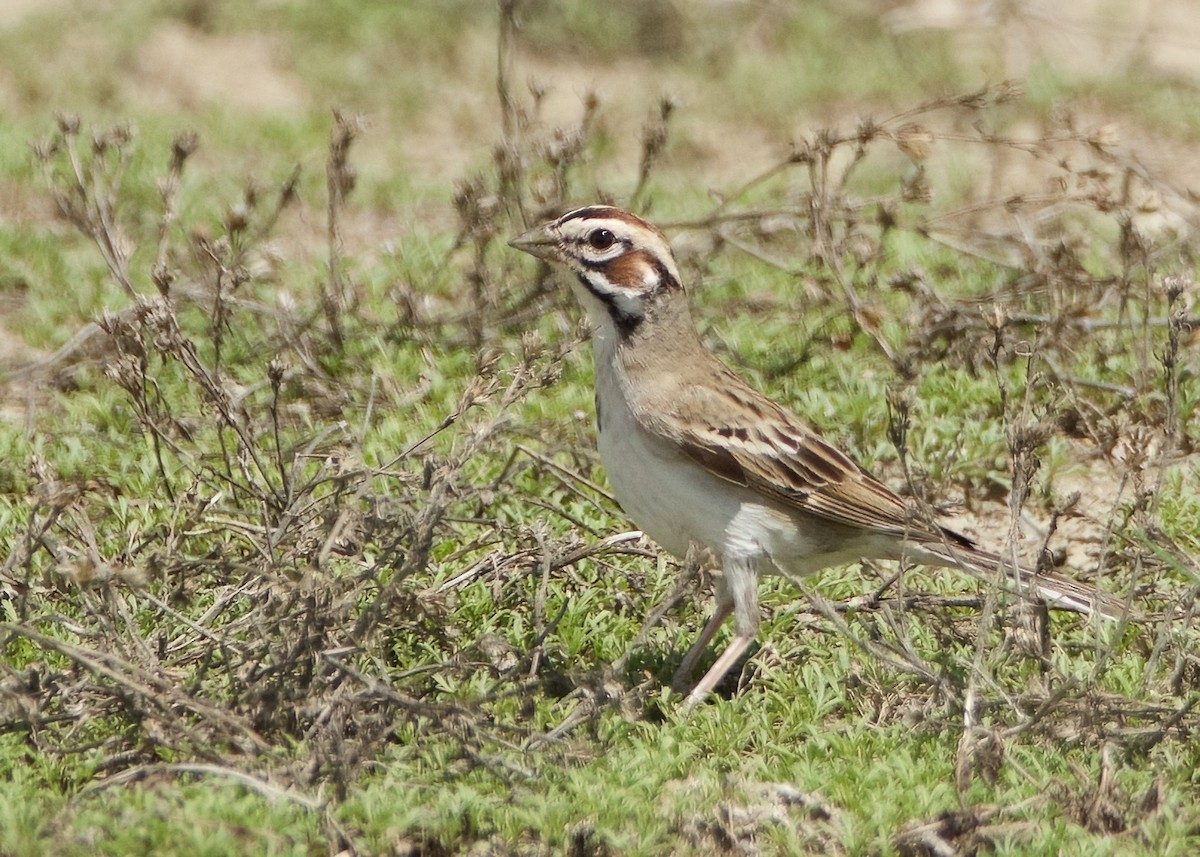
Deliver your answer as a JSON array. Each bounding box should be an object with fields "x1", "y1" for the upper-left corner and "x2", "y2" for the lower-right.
[{"x1": 3, "y1": 0, "x2": 1199, "y2": 225}]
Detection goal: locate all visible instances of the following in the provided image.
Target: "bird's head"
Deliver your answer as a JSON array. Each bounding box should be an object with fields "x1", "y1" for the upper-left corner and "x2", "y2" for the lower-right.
[{"x1": 510, "y1": 205, "x2": 684, "y2": 334}]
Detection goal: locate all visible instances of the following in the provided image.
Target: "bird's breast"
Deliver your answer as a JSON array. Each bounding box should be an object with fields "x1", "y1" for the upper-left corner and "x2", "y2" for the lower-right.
[{"x1": 592, "y1": 357, "x2": 745, "y2": 559}]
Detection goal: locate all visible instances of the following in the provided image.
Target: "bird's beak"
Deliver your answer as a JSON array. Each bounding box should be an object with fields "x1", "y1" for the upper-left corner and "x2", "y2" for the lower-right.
[{"x1": 508, "y1": 222, "x2": 560, "y2": 261}]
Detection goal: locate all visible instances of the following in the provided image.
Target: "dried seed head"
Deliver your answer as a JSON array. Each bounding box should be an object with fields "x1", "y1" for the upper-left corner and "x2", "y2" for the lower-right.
[
  {"x1": 546, "y1": 129, "x2": 583, "y2": 167},
  {"x1": 105, "y1": 352, "x2": 144, "y2": 392},
  {"x1": 268, "y1": 357, "x2": 287, "y2": 388},
  {"x1": 519, "y1": 331, "x2": 543, "y2": 362},
  {"x1": 894, "y1": 123, "x2": 934, "y2": 162},
  {"x1": 152, "y1": 262, "x2": 174, "y2": 296},
  {"x1": 141, "y1": 298, "x2": 182, "y2": 353},
  {"x1": 493, "y1": 140, "x2": 523, "y2": 185},
  {"x1": 56, "y1": 112, "x2": 80, "y2": 135},
  {"x1": 115, "y1": 564, "x2": 149, "y2": 590},
  {"x1": 855, "y1": 116, "x2": 880, "y2": 144},
  {"x1": 1012, "y1": 422, "x2": 1052, "y2": 452},
  {"x1": 1163, "y1": 275, "x2": 1189, "y2": 303},
  {"x1": 171, "y1": 131, "x2": 199, "y2": 168},
  {"x1": 225, "y1": 201, "x2": 250, "y2": 234}
]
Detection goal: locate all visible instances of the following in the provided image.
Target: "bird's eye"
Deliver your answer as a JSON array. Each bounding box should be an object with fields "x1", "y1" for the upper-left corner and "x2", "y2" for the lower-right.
[{"x1": 587, "y1": 228, "x2": 615, "y2": 251}]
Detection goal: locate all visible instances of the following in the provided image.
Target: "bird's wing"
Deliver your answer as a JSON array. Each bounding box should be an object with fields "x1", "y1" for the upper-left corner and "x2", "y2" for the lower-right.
[{"x1": 643, "y1": 368, "x2": 964, "y2": 546}]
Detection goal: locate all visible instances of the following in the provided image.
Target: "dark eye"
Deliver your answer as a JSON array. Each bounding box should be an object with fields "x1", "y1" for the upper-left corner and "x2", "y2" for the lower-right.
[{"x1": 587, "y1": 228, "x2": 615, "y2": 251}]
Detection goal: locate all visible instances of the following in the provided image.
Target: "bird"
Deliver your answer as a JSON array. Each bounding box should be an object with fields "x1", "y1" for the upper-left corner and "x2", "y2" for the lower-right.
[{"x1": 510, "y1": 204, "x2": 1117, "y2": 708}]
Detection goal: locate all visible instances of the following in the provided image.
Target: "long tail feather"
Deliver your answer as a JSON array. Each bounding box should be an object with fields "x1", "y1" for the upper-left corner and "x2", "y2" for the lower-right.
[{"x1": 923, "y1": 544, "x2": 1129, "y2": 620}]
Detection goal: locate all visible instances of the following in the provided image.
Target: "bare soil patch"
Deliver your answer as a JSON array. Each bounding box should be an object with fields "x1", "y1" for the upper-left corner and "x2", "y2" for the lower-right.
[
  {"x1": 127, "y1": 23, "x2": 307, "y2": 114},
  {"x1": 0, "y1": 0, "x2": 72, "y2": 28}
]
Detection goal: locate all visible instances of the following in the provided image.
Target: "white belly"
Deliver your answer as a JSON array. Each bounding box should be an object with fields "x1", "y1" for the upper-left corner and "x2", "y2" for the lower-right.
[{"x1": 598, "y1": 410, "x2": 738, "y2": 558}]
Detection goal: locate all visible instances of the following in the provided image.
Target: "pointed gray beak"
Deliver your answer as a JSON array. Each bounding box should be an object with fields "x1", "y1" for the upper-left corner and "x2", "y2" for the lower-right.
[{"x1": 508, "y1": 222, "x2": 560, "y2": 262}]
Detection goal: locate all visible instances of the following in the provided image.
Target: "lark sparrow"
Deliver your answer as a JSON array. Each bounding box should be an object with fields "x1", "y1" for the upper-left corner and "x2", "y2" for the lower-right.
[{"x1": 511, "y1": 205, "x2": 1115, "y2": 708}]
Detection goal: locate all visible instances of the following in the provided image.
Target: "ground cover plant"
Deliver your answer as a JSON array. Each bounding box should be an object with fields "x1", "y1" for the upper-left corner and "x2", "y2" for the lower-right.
[{"x1": 1, "y1": 1, "x2": 1199, "y2": 855}]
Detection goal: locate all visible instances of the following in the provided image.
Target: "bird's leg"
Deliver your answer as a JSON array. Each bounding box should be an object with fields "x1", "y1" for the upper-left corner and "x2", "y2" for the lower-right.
[
  {"x1": 684, "y1": 634, "x2": 755, "y2": 709},
  {"x1": 672, "y1": 600, "x2": 731, "y2": 692},
  {"x1": 681, "y1": 557, "x2": 760, "y2": 709}
]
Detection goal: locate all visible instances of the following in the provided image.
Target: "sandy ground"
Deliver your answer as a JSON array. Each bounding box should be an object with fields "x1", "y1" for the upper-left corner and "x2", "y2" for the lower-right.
[{"x1": 890, "y1": 0, "x2": 1200, "y2": 79}]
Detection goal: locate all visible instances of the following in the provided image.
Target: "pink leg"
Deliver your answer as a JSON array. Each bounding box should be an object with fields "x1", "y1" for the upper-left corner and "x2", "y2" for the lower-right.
[
  {"x1": 671, "y1": 601, "x2": 733, "y2": 692},
  {"x1": 684, "y1": 634, "x2": 755, "y2": 710},
  {"x1": 677, "y1": 559, "x2": 762, "y2": 708}
]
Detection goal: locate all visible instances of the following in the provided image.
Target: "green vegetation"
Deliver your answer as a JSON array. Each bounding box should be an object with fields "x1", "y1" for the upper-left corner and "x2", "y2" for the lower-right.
[{"x1": 1, "y1": 1, "x2": 1198, "y2": 854}]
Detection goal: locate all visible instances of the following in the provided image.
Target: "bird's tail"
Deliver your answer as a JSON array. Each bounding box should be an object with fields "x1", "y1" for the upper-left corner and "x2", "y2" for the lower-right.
[{"x1": 920, "y1": 543, "x2": 1130, "y2": 620}]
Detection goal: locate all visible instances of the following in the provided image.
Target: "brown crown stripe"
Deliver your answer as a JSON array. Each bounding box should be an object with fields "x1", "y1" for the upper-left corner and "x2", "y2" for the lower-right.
[{"x1": 560, "y1": 206, "x2": 652, "y2": 229}]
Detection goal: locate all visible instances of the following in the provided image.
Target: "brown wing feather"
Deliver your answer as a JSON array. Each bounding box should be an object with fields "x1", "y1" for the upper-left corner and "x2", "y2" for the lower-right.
[{"x1": 647, "y1": 367, "x2": 961, "y2": 545}]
